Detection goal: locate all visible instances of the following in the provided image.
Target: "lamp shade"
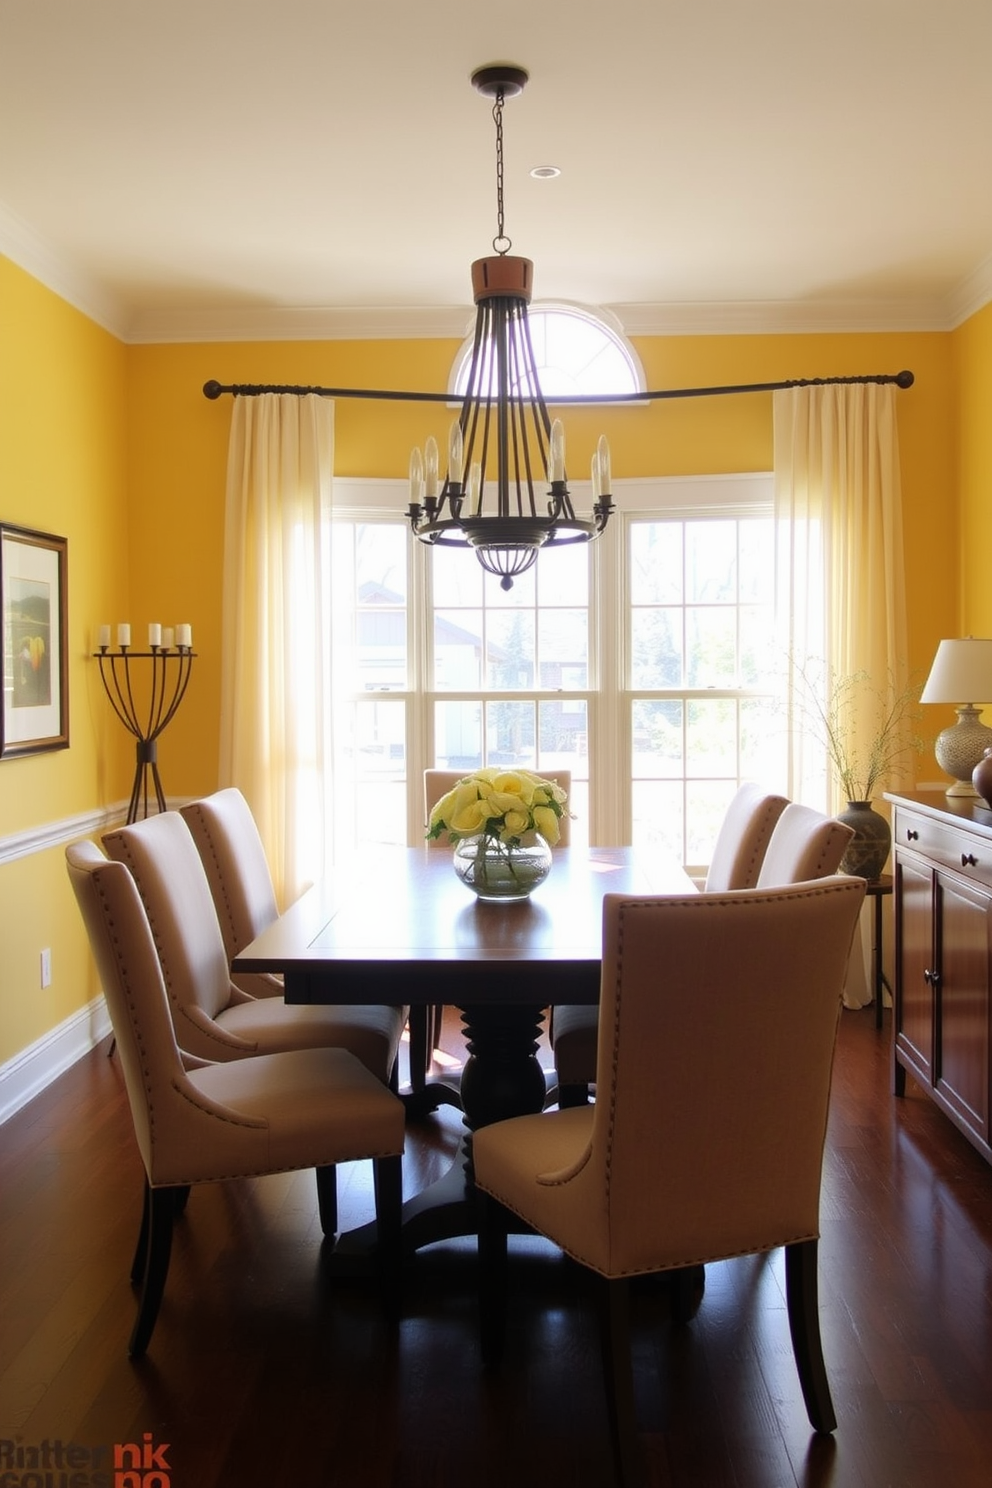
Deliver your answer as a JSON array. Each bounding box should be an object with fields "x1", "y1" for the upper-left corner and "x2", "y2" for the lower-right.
[{"x1": 920, "y1": 638, "x2": 992, "y2": 704}]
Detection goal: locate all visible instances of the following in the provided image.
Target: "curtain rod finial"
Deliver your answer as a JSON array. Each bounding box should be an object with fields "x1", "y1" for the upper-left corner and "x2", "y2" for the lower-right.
[
  {"x1": 203, "y1": 380, "x2": 223, "y2": 400},
  {"x1": 896, "y1": 370, "x2": 914, "y2": 389}
]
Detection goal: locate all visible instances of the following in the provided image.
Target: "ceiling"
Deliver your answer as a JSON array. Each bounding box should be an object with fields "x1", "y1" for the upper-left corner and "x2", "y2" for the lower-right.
[{"x1": 2, "y1": 0, "x2": 992, "y2": 344}]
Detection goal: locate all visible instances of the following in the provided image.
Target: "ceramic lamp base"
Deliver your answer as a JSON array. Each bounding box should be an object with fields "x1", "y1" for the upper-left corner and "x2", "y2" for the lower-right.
[{"x1": 934, "y1": 705, "x2": 992, "y2": 797}]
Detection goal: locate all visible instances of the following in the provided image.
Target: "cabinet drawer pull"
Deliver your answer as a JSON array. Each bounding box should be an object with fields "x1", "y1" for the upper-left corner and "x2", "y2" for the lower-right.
[
  {"x1": 924, "y1": 968, "x2": 941, "y2": 989},
  {"x1": 906, "y1": 829, "x2": 919, "y2": 841},
  {"x1": 962, "y1": 852, "x2": 978, "y2": 867}
]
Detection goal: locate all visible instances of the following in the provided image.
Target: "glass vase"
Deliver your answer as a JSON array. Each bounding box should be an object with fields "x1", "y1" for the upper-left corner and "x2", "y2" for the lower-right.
[{"x1": 452, "y1": 832, "x2": 553, "y2": 902}]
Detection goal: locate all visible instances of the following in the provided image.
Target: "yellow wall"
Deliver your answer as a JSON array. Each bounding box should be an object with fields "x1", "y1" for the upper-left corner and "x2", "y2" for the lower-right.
[
  {"x1": 955, "y1": 299, "x2": 992, "y2": 636},
  {"x1": 0, "y1": 247, "x2": 985, "y2": 1074},
  {"x1": 125, "y1": 327, "x2": 959, "y2": 798},
  {"x1": 0, "y1": 257, "x2": 129, "y2": 1062}
]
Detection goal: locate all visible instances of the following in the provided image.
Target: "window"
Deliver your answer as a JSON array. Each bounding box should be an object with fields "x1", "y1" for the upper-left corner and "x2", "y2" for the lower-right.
[
  {"x1": 328, "y1": 473, "x2": 779, "y2": 869},
  {"x1": 627, "y1": 508, "x2": 784, "y2": 868},
  {"x1": 451, "y1": 303, "x2": 644, "y2": 400},
  {"x1": 431, "y1": 540, "x2": 591, "y2": 838},
  {"x1": 324, "y1": 303, "x2": 779, "y2": 864}
]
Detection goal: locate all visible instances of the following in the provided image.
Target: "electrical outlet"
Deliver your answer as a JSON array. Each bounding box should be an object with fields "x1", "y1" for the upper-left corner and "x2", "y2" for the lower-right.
[{"x1": 40, "y1": 948, "x2": 52, "y2": 989}]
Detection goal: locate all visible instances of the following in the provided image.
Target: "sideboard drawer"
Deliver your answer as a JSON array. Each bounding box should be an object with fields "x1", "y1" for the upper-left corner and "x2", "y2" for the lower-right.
[{"x1": 893, "y1": 805, "x2": 992, "y2": 889}]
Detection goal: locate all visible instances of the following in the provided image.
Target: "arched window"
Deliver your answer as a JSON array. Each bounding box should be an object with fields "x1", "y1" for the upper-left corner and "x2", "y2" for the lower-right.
[{"x1": 451, "y1": 303, "x2": 644, "y2": 399}]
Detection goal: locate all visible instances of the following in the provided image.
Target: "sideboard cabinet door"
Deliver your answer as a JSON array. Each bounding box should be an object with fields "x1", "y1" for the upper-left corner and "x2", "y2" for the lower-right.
[
  {"x1": 893, "y1": 855, "x2": 935, "y2": 1088},
  {"x1": 935, "y1": 874, "x2": 991, "y2": 1145}
]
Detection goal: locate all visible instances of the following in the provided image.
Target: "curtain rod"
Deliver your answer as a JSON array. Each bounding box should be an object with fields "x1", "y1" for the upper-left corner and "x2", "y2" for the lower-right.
[{"x1": 202, "y1": 370, "x2": 914, "y2": 405}]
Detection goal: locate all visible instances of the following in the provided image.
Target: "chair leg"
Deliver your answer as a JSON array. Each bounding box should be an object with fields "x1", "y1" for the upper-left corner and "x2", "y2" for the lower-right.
[
  {"x1": 669, "y1": 1263, "x2": 706, "y2": 1323},
  {"x1": 598, "y1": 1277, "x2": 643, "y2": 1488},
  {"x1": 315, "y1": 1165, "x2": 338, "y2": 1238},
  {"x1": 373, "y1": 1154, "x2": 403, "y2": 1317},
  {"x1": 407, "y1": 1006, "x2": 430, "y2": 1093},
  {"x1": 129, "y1": 1185, "x2": 176, "y2": 1357},
  {"x1": 129, "y1": 1182, "x2": 151, "y2": 1285},
  {"x1": 557, "y1": 1081, "x2": 591, "y2": 1109},
  {"x1": 785, "y1": 1239, "x2": 837, "y2": 1434},
  {"x1": 477, "y1": 1190, "x2": 509, "y2": 1368}
]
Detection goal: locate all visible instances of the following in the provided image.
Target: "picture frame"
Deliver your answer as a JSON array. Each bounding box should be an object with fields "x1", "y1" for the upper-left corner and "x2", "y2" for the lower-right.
[{"x1": 0, "y1": 523, "x2": 69, "y2": 758}]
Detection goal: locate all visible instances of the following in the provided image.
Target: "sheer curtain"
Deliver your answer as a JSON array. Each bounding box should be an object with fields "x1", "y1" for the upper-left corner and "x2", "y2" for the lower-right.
[
  {"x1": 219, "y1": 394, "x2": 334, "y2": 904},
  {"x1": 774, "y1": 382, "x2": 911, "y2": 1005}
]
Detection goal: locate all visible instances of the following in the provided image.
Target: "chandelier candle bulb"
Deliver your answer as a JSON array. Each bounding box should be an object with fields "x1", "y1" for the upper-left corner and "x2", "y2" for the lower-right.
[
  {"x1": 591, "y1": 451, "x2": 600, "y2": 497},
  {"x1": 97, "y1": 625, "x2": 111, "y2": 650},
  {"x1": 549, "y1": 419, "x2": 566, "y2": 484},
  {"x1": 162, "y1": 627, "x2": 174, "y2": 650},
  {"x1": 409, "y1": 447, "x2": 424, "y2": 507},
  {"x1": 148, "y1": 623, "x2": 161, "y2": 648},
  {"x1": 597, "y1": 435, "x2": 612, "y2": 495},
  {"x1": 448, "y1": 421, "x2": 464, "y2": 485},
  {"x1": 468, "y1": 462, "x2": 482, "y2": 516},
  {"x1": 424, "y1": 436, "x2": 439, "y2": 499},
  {"x1": 117, "y1": 623, "x2": 131, "y2": 648},
  {"x1": 176, "y1": 624, "x2": 192, "y2": 648}
]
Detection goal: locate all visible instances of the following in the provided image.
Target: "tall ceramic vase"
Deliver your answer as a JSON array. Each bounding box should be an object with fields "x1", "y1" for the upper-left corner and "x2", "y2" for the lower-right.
[{"x1": 837, "y1": 800, "x2": 891, "y2": 880}]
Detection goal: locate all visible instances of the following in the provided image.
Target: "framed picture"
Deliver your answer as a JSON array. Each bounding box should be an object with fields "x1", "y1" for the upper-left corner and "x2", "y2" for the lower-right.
[{"x1": 0, "y1": 524, "x2": 68, "y2": 758}]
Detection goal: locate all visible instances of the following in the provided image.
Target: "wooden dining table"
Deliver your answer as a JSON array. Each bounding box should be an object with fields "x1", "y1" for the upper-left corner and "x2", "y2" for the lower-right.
[{"x1": 234, "y1": 844, "x2": 693, "y2": 1255}]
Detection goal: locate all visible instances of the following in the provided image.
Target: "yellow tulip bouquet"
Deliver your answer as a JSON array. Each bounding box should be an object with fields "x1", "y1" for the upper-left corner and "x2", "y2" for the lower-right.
[{"x1": 428, "y1": 767, "x2": 569, "y2": 898}]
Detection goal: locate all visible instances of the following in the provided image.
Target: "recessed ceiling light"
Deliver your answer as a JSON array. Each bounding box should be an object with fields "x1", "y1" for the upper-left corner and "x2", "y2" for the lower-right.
[{"x1": 530, "y1": 165, "x2": 561, "y2": 179}]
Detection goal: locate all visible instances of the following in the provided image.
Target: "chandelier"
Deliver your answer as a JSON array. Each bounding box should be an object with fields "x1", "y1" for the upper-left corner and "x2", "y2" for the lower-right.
[{"x1": 406, "y1": 64, "x2": 614, "y2": 590}]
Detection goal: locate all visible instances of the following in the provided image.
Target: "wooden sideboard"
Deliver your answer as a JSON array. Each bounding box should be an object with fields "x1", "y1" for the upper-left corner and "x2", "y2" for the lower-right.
[{"x1": 885, "y1": 790, "x2": 992, "y2": 1163}]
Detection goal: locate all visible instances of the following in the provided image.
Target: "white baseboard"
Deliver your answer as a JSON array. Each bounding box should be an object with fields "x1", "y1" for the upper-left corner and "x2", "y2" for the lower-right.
[{"x1": 0, "y1": 995, "x2": 111, "y2": 1125}]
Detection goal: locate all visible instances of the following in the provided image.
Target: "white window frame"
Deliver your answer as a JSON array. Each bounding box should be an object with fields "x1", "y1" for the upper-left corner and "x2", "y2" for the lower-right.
[{"x1": 331, "y1": 472, "x2": 774, "y2": 856}]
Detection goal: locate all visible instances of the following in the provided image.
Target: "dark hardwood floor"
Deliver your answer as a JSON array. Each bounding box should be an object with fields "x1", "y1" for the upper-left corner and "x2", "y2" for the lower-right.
[{"x1": 2, "y1": 1007, "x2": 991, "y2": 1488}]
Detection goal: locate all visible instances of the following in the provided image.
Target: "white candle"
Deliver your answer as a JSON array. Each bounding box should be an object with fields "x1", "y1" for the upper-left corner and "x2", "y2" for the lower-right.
[
  {"x1": 596, "y1": 434, "x2": 612, "y2": 495},
  {"x1": 117, "y1": 623, "x2": 131, "y2": 648},
  {"x1": 424, "y1": 436, "x2": 439, "y2": 500},
  {"x1": 162, "y1": 627, "x2": 175, "y2": 650},
  {"x1": 468, "y1": 462, "x2": 482, "y2": 516},
  {"x1": 548, "y1": 420, "x2": 566, "y2": 484},
  {"x1": 176, "y1": 624, "x2": 192, "y2": 648},
  {"x1": 97, "y1": 625, "x2": 111, "y2": 650},
  {"x1": 409, "y1": 447, "x2": 424, "y2": 506},
  {"x1": 148, "y1": 623, "x2": 162, "y2": 648},
  {"x1": 448, "y1": 421, "x2": 464, "y2": 485}
]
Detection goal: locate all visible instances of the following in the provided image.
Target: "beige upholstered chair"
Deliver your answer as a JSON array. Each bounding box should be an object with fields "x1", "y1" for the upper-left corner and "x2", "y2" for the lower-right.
[
  {"x1": 102, "y1": 811, "x2": 406, "y2": 1088},
  {"x1": 756, "y1": 802, "x2": 854, "y2": 887},
  {"x1": 695, "y1": 781, "x2": 789, "y2": 891},
  {"x1": 418, "y1": 768, "x2": 573, "y2": 1084},
  {"x1": 66, "y1": 840, "x2": 404, "y2": 1357},
  {"x1": 551, "y1": 783, "x2": 788, "y2": 1107},
  {"x1": 179, "y1": 787, "x2": 284, "y2": 1000},
  {"x1": 475, "y1": 876, "x2": 866, "y2": 1485}
]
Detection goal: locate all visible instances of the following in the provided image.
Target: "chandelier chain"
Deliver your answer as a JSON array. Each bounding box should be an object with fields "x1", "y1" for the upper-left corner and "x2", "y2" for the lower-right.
[{"x1": 492, "y1": 88, "x2": 511, "y2": 255}]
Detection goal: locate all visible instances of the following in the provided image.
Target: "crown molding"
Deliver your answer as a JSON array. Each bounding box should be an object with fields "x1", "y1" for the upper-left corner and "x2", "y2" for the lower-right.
[
  {"x1": 0, "y1": 200, "x2": 128, "y2": 340},
  {"x1": 3, "y1": 192, "x2": 991, "y2": 344},
  {"x1": 945, "y1": 252, "x2": 992, "y2": 329},
  {"x1": 610, "y1": 296, "x2": 957, "y2": 338},
  {"x1": 125, "y1": 303, "x2": 477, "y2": 345},
  {"x1": 123, "y1": 294, "x2": 963, "y2": 345}
]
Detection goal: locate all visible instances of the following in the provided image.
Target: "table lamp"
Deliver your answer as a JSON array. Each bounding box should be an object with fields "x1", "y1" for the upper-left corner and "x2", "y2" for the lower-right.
[{"x1": 920, "y1": 637, "x2": 992, "y2": 796}]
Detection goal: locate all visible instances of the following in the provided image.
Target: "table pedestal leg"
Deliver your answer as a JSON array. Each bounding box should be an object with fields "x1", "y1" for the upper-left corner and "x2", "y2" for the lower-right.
[
  {"x1": 331, "y1": 1003, "x2": 547, "y2": 1263},
  {"x1": 459, "y1": 1003, "x2": 548, "y2": 1131}
]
